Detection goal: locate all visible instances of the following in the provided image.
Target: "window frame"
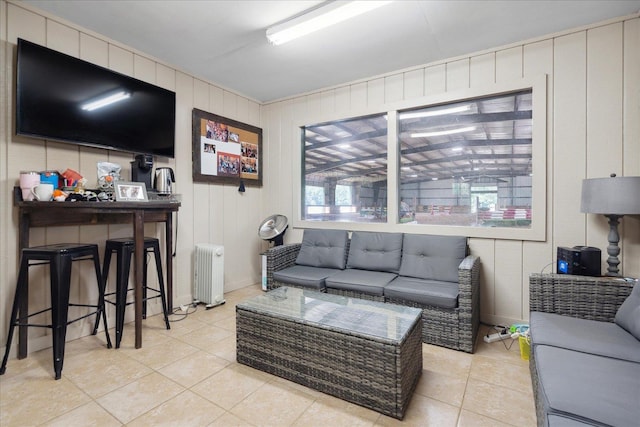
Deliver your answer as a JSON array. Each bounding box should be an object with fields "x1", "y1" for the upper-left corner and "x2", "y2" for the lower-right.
[{"x1": 293, "y1": 75, "x2": 547, "y2": 241}]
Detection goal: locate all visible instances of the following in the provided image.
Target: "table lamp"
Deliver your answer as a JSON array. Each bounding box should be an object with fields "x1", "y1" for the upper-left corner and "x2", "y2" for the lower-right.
[{"x1": 580, "y1": 174, "x2": 640, "y2": 276}]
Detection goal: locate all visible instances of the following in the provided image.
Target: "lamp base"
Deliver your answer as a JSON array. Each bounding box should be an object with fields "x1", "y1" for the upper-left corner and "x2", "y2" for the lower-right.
[{"x1": 604, "y1": 214, "x2": 622, "y2": 277}]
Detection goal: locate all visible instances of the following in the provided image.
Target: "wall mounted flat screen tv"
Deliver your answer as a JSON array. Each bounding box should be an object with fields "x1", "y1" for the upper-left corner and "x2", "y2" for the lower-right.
[{"x1": 16, "y1": 38, "x2": 176, "y2": 158}]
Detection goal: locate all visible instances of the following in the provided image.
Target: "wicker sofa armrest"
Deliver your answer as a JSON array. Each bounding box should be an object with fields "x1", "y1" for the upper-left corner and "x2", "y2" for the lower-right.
[
  {"x1": 529, "y1": 273, "x2": 635, "y2": 323},
  {"x1": 265, "y1": 243, "x2": 302, "y2": 290},
  {"x1": 458, "y1": 255, "x2": 481, "y2": 306}
]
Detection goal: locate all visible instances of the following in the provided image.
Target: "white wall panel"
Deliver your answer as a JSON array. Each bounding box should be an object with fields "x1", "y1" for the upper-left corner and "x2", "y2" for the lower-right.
[
  {"x1": 496, "y1": 47, "x2": 522, "y2": 81},
  {"x1": 367, "y1": 77, "x2": 385, "y2": 106},
  {"x1": 522, "y1": 39, "x2": 555, "y2": 314},
  {"x1": 553, "y1": 32, "x2": 587, "y2": 248},
  {"x1": 586, "y1": 23, "x2": 624, "y2": 275},
  {"x1": 404, "y1": 69, "x2": 424, "y2": 99},
  {"x1": 470, "y1": 53, "x2": 495, "y2": 87},
  {"x1": 622, "y1": 19, "x2": 640, "y2": 278},
  {"x1": 424, "y1": 64, "x2": 446, "y2": 96},
  {"x1": 384, "y1": 73, "x2": 404, "y2": 103},
  {"x1": 446, "y1": 59, "x2": 469, "y2": 91}
]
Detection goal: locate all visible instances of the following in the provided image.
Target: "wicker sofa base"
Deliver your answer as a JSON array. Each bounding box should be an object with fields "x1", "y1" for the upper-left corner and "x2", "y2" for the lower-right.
[{"x1": 236, "y1": 305, "x2": 423, "y2": 419}]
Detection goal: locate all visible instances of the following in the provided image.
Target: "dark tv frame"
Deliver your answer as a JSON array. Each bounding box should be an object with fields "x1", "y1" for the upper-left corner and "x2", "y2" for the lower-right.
[{"x1": 15, "y1": 38, "x2": 176, "y2": 158}]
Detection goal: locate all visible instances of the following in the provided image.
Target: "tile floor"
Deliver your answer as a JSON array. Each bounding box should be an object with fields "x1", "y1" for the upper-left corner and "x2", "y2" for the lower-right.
[{"x1": 0, "y1": 285, "x2": 536, "y2": 426}]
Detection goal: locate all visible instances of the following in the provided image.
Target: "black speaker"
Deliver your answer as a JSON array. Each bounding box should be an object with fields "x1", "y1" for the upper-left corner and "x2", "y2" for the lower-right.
[{"x1": 557, "y1": 246, "x2": 601, "y2": 276}]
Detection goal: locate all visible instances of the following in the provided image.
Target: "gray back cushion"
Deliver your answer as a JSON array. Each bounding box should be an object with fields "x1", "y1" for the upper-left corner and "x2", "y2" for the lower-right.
[
  {"x1": 615, "y1": 283, "x2": 640, "y2": 340},
  {"x1": 347, "y1": 231, "x2": 403, "y2": 272},
  {"x1": 399, "y1": 234, "x2": 467, "y2": 283},
  {"x1": 295, "y1": 229, "x2": 349, "y2": 269}
]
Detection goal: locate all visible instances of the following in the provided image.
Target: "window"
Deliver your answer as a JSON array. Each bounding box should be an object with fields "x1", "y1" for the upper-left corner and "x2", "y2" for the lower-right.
[
  {"x1": 296, "y1": 76, "x2": 545, "y2": 240},
  {"x1": 398, "y1": 90, "x2": 533, "y2": 228},
  {"x1": 301, "y1": 114, "x2": 388, "y2": 222}
]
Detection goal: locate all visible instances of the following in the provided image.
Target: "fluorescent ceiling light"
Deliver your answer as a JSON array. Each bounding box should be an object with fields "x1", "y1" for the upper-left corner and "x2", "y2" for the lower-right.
[
  {"x1": 81, "y1": 91, "x2": 130, "y2": 111},
  {"x1": 266, "y1": 1, "x2": 393, "y2": 45},
  {"x1": 400, "y1": 105, "x2": 470, "y2": 120},
  {"x1": 411, "y1": 126, "x2": 476, "y2": 138}
]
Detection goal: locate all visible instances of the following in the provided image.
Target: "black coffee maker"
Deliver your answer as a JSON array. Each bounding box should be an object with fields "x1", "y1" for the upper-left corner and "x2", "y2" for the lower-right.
[{"x1": 130, "y1": 154, "x2": 153, "y2": 189}]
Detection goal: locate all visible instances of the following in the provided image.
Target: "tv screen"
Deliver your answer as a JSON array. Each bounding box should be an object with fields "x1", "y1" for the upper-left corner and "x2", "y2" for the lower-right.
[{"x1": 16, "y1": 38, "x2": 176, "y2": 158}]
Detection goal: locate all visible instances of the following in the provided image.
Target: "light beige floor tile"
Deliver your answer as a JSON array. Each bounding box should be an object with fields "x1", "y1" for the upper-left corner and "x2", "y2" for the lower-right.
[
  {"x1": 205, "y1": 334, "x2": 237, "y2": 362},
  {"x1": 127, "y1": 390, "x2": 225, "y2": 427},
  {"x1": 457, "y1": 409, "x2": 514, "y2": 427},
  {"x1": 214, "y1": 313, "x2": 236, "y2": 331},
  {"x1": 96, "y1": 371, "x2": 185, "y2": 424},
  {"x1": 422, "y1": 344, "x2": 473, "y2": 379},
  {"x1": 208, "y1": 411, "x2": 256, "y2": 426},
  {"x1": 0, "y1": 348, "x2": 52, "y2": 380},
  {"x1": 161, "y1": 316, "x2": 209, "y2": 337},
  {"x1": 0, "y1": 371, "x2": 90, "y2": 426},
  {"x1": 40, "y1": 401, "x2": 121, "y2": 427},
  {"x1": 159, "y1": 350, "x2": 229, "y2": 388},
  {"x1": 415, "y1": 369, "x2": 468, "y2": 406},
  {"x1": 63, "y1": 347, "x2": 153, "y2": 398},
  {"x1": 191, "y1": 364, "x2": 271, "y2": 410},
  {"x1": 294, "y1": 394, "x2": 380, "y2": 426},
  {"x1": 469, "y1": 355, "x2": 532, "y2": 395},
  {"x1": 375, "y1": 394, "x2": 460, "y2": 427},
  {"x1": 462, "y1": 378, "x2": 536, "y2": 426},
  {"x1": 119, "y1": 336, "x2": 201, "y2": 370},
  {"x1": 230, "y1": 381, "x2": 315, "y2": 426},
  {"x1": 176, "y1": 324, "x2": 234, "y2": 351},
  {"x1": 190, "y1": 304, "x2": 236, "y2": 325},
  {"x1": 114, "y1": 323, "x2": 175, "y2": 349}
]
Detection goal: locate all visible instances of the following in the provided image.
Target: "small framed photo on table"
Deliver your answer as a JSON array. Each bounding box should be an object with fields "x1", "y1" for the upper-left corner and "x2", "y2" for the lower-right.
[{"x1": 114, "y1": 181, "x2": 148, "y2": 202}]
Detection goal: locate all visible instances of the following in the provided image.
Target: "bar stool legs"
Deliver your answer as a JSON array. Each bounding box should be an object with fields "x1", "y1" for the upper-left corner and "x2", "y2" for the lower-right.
[
  {"x1": 1, "y1": 243, "x2": 112, "y2": 380},
  {"x1": 94, "y1": 237, "x2": 170, "y2": 349}
]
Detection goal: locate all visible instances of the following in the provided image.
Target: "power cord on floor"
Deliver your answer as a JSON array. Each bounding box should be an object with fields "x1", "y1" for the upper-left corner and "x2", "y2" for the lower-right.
[
  {"x1": 487, "y1": 323, "x2": 517, "y2": 351},
  {"x1": 168, "y1": 302, "x2": 198, "y2": 322}
]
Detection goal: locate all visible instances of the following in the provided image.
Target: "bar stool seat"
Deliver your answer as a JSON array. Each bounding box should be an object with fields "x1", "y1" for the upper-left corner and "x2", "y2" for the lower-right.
[
  {"x1": 95, "y1": 237, "x2": 170, "y2": 348},
  {"x1": 1, "y1": 243, "x2": 112, "y2": 380}
]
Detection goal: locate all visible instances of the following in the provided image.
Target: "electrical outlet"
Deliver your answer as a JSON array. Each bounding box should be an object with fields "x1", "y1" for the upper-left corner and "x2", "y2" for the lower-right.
[{"x1": 484, "y1": 331, "x2": 512, "y2": 343}]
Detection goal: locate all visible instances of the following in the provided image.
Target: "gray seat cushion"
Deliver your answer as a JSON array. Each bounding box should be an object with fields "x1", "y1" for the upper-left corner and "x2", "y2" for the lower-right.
[
  {"x1": 615, "y1": 283, "x2": 640, "y2": 340},
  {"x1": 295, "y1": 229, "x2": 349, "y2": 269},
  {"x1": 530, "y1": 312, "x2": 640, "y2": 363},
  {"x1": 385, "y1": 276, "x2": 459, "y2": 309},
  {"x1": 273, "y1": 265, "x2": 342, "y2": 290},
  {"x1": 399, "y1": 234, "x2": 466, "y2": 283},
  {"x1": 325, "y1": 269, "x2": 397, "y2": 297},
  {"x1": 534, "y1": 345, "x2": 640, "y2": 427},
  {"x1": 346, "y1": 231, "x2": 403, "y2": 272}
]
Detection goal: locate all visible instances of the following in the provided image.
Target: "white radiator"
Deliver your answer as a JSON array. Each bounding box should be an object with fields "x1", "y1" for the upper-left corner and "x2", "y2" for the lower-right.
[{"x1": 193, "y1": 244, "x2": 226, "y2": 308}]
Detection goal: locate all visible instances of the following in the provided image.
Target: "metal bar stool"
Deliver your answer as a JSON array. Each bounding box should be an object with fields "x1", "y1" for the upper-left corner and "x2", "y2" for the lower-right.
[
  {"x1": 94, "y1": 237, "x2": 170, "y2": 348},
  {"x1": 1, "y1": 243, "x2": 112, "y2": 380}
]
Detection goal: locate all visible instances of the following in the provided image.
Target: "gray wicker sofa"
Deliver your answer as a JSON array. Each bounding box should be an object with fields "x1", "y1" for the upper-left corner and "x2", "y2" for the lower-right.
[
  {"x1": 529, "y1": 274, "x2": 640, "y2": 427},
  {"x1": 265, "y1": 229, "x2": 481, "y2": 353}
]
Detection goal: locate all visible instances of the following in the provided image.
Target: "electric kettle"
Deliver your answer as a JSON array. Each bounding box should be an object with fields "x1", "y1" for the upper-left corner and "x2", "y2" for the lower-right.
[{"x1": 154, "y1": 167, "x2": 175, "y2": 195}]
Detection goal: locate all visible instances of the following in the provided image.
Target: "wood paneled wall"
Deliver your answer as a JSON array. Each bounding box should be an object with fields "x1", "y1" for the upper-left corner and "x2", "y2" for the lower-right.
[
  {"x1": 1, "y1": 1, "x2": 638, "y2": 353},
  {"x1": 261, "y1": 16, "x2": 640, "y2": 326},
  {"x1": 0, "y1": 1, "x2": 261, "y2": 353}
]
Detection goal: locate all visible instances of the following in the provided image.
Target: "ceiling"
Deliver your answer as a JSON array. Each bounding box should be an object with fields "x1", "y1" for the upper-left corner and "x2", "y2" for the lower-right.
[{"x1": 24, "y1": 0, "x2": 640, "y2": 103}]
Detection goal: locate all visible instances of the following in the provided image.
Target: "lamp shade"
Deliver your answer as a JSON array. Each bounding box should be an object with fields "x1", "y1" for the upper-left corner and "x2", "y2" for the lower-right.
[{"x1": 580, "y1": 176, "x2": 640, "y2": 215}]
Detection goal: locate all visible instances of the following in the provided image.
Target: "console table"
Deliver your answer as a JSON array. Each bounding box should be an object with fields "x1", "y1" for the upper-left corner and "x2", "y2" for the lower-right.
[{"x1": 13, "y1": 187, "x2": 180, "y2": 355}]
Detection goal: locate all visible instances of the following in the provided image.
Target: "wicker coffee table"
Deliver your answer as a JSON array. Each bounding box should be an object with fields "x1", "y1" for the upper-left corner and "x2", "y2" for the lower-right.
[{"x1": 236, "y1": 287, "x2": 423, "y2": 419}]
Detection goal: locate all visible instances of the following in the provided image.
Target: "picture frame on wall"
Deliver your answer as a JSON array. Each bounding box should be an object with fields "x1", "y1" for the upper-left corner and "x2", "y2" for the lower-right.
[
  {"x1": 192, "y1": 108, "x2": 263, "y2": 187},
  {"x1": 114, "y1": 181, "x2": 149, "y2": 202}
]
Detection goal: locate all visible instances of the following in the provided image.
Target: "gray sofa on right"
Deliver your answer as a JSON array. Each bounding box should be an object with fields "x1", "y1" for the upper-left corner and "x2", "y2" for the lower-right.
[{"x1": 529, "y1": 273, "x2": 640, "y2": 427}]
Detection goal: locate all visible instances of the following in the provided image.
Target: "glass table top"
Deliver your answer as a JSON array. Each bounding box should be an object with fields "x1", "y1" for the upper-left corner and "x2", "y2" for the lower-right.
[{"x1": 237, "y1": 287, "x2": 422, "y2": 343}]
